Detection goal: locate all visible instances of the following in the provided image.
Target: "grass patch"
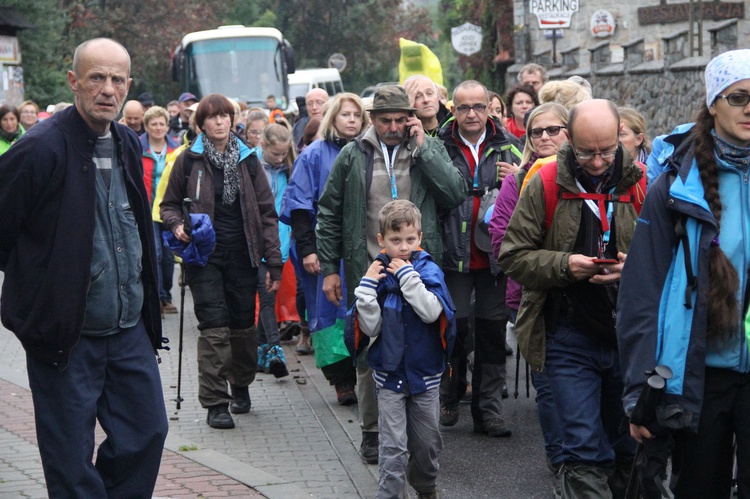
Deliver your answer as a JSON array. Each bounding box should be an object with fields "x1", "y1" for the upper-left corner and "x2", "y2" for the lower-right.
[{"x1": 178, "y1": 444, "x2": 199, "y2": 452}]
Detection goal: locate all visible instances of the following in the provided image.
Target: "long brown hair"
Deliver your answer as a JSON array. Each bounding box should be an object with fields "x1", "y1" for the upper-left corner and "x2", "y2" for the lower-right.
[{"x1": 691, "y1": 105, "x2": 740, "y2": 344}]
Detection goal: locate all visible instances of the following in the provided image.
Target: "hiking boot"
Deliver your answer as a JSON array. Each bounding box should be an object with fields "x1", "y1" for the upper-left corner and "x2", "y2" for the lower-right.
[
  {"x1": 295, "y1": 326, "x2": 314, "y2": 355},
  {"x1": 335, "y1": 382, "x2": 357, "y2": 405},
  {"x1": 279, "y1": 321, "x2": 300, "y2": 341},
  {"x1": 359, "y1": 431, "x2": 379, "y2": 464},
  {"x1": 161, "y1": 301, "x2": 178, "y2": 314},
  {"x1": 266, "y1": 344, "x2": 289, "y2": 378},
  {"x1": 257, "y1": 344, "x2": 269, "y2": 373},
  {"x1": 439, "y1": 405, "x2": 460, "y2": 426},
  {"x1": 229, "y1": 385, "x2": 251, "y2": 414},
  {"x1": 474, "y1": 418, "x2": 511, "y2": 438},
  {"x1": 206, "y1": 404, "x2": 235, "y2": 429}
]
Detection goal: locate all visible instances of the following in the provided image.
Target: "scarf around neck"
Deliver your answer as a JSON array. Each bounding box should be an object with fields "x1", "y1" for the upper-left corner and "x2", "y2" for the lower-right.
[
  {"x1": 203, "y1": 133, "x2": 241, "y2": 205},
  {"x1": 0, "y1": 127, "x2": 21, "y2": 144},
  {"x1": 712, "y1": 129, "x2": 750, "y2": 171}
]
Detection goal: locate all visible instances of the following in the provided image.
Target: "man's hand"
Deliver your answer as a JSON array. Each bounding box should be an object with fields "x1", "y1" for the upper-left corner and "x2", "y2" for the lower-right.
[
  {"x1": 406, "y1": 114, "x2": 426, "y2": 148},
  {"x1": 566, "y1": 254, "x2": 601, "y2": 281},
  {"x1": 323, "y1": 273, "x2": 343, "y2": 307},
  {"x1": 497, "y1": 161, "x2": 519, "y2": 181},
  {"x1": 173, "y1": 223, "x2": 190, "y2": 243},
  {"x1": 365, "y1": 260, "x2": 386, "y2": 280},
  {"x1": 629, "y1": 423, "x2": 654, "y2": 444},
  {"x1": 589, "y1": 252, "x2": 627, "y2": 285},
  {"x1": 265, "y1": 272, "x2": 281, "y2": 293},
  {"x1": 303, "y1": 253, "x2": 321, "y2": 275},
  {"x1": 386, "y1": 258, "x2": 409, "y2": 274}
]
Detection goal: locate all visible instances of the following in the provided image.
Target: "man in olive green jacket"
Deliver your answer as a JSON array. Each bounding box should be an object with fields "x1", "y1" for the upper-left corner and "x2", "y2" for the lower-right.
[
  {"x1": 316, "y1": 85, "x2": 466, "y2": 465},
  {"x1": 498, "y1": 99, "x2": 641, "y2": 498}
]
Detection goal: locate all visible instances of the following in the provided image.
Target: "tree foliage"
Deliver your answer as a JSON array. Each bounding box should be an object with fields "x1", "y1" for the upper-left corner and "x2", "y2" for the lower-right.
[
  {"x1": 5, "y1": 0, "x2": 70, "y2": 105},
  {"x1": 437, "y1": 0, "x2": 515, "y2": 94},
  {"x1": 10, "y1": 0, "x2": 502, "y2": 105}
]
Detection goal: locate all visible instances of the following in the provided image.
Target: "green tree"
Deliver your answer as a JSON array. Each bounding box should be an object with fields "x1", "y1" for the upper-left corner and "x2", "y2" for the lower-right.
[
  {"x1": 438, "y1": 0, "x2": 515, "y2": 94},
  {"x1": 5, "y1": 0, "x2": 71, "y2": 106},
  {"x1": 62, "y1": 0, "x2": 225, "y2": 104},
  {"x1": 254, "y1": 0, "x2": 403, "y2": 93}
]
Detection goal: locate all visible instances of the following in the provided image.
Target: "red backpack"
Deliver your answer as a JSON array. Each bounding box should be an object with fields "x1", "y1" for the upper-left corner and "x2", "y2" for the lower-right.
[{"x1": 537, "y1": 161, "x2": 647, "y2": 232}]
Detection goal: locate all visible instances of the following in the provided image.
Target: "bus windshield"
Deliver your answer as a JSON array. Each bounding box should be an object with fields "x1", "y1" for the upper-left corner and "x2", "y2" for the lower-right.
[{"x1": 185, "y1": 37, "x2": 286, "y2": 107}]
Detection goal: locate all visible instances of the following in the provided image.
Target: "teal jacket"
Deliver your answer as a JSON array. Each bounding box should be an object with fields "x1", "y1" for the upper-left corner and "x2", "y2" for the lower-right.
[{"x1": 316, "y1": 128, "x2": 467, "y2": 304}]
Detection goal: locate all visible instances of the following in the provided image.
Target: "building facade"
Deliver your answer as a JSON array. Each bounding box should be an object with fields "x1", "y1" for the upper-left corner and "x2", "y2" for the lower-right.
[{"x1": 507, "y1": 0, "x2": 749, "y2": 135}]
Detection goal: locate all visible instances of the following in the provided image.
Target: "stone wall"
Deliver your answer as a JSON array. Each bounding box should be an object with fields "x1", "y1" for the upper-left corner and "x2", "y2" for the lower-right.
[
  {"x1": 581, "y1": 60, "x2": 706, "y2": 137},
  {"x1": 507, "y1": 19, "x2": 742, "y2": 137}
]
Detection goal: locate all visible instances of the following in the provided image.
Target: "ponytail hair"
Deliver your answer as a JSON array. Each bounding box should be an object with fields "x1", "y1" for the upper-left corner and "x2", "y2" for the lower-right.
[{"x1": 691, "y1": 105, "x2": 740, "y2": 344}]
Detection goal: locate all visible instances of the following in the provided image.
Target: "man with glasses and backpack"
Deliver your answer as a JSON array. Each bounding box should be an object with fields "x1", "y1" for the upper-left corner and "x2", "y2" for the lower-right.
[{"x1": 499, "y1": 99, "x2": 644, "y2": 497}]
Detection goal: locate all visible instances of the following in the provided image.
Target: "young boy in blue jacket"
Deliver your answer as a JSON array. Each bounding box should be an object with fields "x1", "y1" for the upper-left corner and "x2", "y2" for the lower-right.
[{"x1": 350, "y1": 200, "x2": 456, "y2": 499}]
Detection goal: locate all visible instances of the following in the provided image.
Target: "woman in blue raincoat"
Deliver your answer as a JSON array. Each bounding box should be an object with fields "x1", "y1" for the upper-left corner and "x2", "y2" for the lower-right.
[{"x1": 281, "y1": 92, "x2": 369, "y2": 404}]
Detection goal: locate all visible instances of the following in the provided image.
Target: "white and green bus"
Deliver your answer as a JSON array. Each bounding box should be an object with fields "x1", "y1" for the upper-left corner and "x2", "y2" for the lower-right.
[{"x1": 172, "y1": 25, "x2": 295, "y2": 111}]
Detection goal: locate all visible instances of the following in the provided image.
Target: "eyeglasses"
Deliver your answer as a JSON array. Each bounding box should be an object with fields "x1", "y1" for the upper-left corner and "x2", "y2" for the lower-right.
[
  {"x1": 247, "y1": 130, "x2": 262, "y2": 136},
  {"x1": 529, "y1": 126, "x2": 566, "y2": 138},
  {"x1": 573, "y1": 146, "x2": 618, "y2": 161},
  {"x1": 455, "y1": 104, "x2": 488, "y2": 115},
  {"x1": 716, "y1": 93, "x2": 750, "y2": 107}
]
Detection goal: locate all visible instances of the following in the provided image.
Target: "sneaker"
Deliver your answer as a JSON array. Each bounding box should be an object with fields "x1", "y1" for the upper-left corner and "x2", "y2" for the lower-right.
[
  {"x1": 335, "y1": 383, "x2": 357, "y2": 405},
  {"x1": 359, "y1": 432, "x2": 378, "y2": 464},
  {"x1": 474, "y1": 418, "x2": 511, "y2": 438},
  {"x1": 266, "y1": 345, "x2": 290, "y2": 378},
  {"x1": 229, "y1": 385, "x2": 251, "y2": 414},
  {"x1": 257, "y1": 344, "x2": 269, "y2": 373},
  {"x1": 439, "y1": 405, "x2": 460, "y2": 426},
  {"x1": 207, "y1": 404, "x2": 235, "y2": 429}
]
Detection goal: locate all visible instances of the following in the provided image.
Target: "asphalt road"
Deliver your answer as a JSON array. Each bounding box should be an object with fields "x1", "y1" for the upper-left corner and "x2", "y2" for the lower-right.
[{"x1": 435, "y1": 325, "x2": 557, "y2": 499}]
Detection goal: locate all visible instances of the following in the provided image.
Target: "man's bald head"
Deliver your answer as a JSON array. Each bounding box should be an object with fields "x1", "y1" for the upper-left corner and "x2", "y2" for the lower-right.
[
  {"x1": 73, "y1": 38, "x2": 130, "y2": 78},
  {"x1": 306, "y1": 88, "x2": 329, "y2": 120},
  {"x1": 567, "y1": 99, "x2": 619, "y2": 142},
  {"x1": 123, "y1": 100, "x2": 145, "y2": 132}
]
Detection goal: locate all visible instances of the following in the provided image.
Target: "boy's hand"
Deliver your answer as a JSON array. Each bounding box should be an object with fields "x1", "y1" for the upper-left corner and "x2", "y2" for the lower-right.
[
  {"x1": 365, "y1": 260, "x2": 386, "y2": 280},
  {"x1": 387, "y1": 258, "x2": 410, "y2": 274}
]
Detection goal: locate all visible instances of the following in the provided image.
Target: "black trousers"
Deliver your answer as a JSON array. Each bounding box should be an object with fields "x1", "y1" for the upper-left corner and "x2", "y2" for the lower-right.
[{"x1": 671, "y1": 367, "x2": 750, "y2": 499}]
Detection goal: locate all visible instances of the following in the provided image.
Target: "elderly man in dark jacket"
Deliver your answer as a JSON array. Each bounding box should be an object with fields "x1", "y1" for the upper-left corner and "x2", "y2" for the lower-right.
[{"x1": 0, "y1": 38, "x2": 168, "y2": 498}]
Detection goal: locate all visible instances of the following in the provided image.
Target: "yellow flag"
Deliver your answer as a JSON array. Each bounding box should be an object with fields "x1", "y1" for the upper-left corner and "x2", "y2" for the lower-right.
[{"x1": 399, "y1": 38, "x2": 443, "y2": 86}]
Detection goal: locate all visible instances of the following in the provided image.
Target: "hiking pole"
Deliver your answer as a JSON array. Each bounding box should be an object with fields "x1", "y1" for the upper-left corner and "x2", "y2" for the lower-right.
[
  {"x1": 174, "y1": 260, "x2": 185, "y2": 410},
  {"x1": 526, "y1": 357, "x2": 531, "y2": 398},
  {"x1": 174, "y1": 197, "x2": 192, "y2": 410},
  {"x1": 625, "y1": 365, "x2": 673, "y2": 499},
  {"x1": 513, "y1": 347, "x2": 520, "y2": 398}
]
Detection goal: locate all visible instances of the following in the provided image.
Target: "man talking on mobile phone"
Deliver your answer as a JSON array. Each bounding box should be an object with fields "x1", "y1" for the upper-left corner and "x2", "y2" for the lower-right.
[
  {"x1": 499, "y1": 99, "x2": 645, "y2": 498},
  {"x1": 316, "y1": 85, "x2": 466, "y2": 464}
]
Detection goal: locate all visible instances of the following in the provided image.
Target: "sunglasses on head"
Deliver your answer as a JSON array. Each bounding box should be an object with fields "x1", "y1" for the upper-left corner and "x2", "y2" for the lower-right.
[{"x1": 529, "y1": 125, "x2": 566, "y2": 138}]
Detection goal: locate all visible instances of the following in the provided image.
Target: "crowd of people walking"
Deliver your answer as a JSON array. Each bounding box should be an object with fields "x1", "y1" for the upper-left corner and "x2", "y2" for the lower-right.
[{"x1": 0, "y1": 36, "x2": 748, "y2": 499}]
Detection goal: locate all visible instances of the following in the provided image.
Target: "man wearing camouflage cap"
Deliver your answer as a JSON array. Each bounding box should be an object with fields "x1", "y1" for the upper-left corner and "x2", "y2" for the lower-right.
[{"x1": 316, "y1": 85, "x2": 467, "y2": 464}]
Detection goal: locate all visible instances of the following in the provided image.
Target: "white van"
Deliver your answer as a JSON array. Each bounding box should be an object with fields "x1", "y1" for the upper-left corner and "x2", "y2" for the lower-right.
[{"x1": 288, "y1": 68, "x2": 344, "y2": 101}]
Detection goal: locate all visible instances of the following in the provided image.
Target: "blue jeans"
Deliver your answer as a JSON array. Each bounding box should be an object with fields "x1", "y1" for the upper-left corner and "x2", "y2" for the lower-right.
[
  {"x1": 531, "y1": 369, "x2": 565, "y2": 466},
  {"x1": 257, "y1": 263, "x2": 279, "y2": 345},
  {"x1": 545, "y1": 324, "x2": 635, "y2": 465}
]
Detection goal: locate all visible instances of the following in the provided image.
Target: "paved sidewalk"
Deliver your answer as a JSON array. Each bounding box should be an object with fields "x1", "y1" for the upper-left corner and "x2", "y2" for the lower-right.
[{"x1": 0, "y1": 271, "x2": 379, "y2": 498}]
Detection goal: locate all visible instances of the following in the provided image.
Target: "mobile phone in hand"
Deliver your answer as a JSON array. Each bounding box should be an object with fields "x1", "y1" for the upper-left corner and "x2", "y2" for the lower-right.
[{"x1": 593, "y1": 258, "x2": 618, "y2": 264}]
